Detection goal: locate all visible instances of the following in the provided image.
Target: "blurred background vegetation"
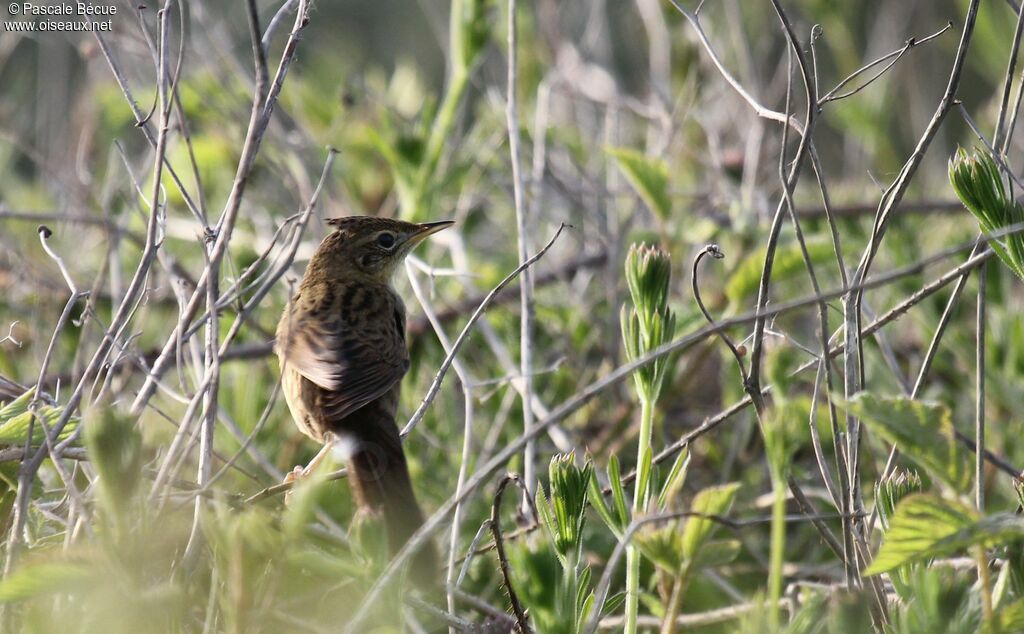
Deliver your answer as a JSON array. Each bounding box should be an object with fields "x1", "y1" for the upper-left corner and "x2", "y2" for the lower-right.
[{"x1": 2, "y1": 0, "x2": 1024, "y2": 631}]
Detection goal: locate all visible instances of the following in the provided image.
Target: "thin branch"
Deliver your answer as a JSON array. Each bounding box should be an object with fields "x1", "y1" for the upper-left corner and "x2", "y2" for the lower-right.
[
  {"x1": 819, "y1": 23, "x2": 953, "y2": 104},
  {"x1": 507, "y1": 0, "x2": 539, "y2": 512},
  {"x1": 489, "y1": 473, "x2": 534, "y2": 633}
]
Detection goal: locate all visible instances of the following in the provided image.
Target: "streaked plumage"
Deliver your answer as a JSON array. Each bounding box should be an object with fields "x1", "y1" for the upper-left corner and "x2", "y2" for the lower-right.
[{"x1": 275, "y1": 215, "x2": 452, "y2": 585}]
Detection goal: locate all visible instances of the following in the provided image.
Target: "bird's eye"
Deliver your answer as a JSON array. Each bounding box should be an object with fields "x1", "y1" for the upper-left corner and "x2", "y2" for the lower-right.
[{"x1": 376, "y1": 232, "x2": 396, "y2": 248}]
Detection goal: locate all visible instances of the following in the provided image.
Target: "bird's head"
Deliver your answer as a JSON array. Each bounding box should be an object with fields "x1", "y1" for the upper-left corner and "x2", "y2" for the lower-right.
[{"x1": 310, "y1": 216, "x2": 454, "y2": 283}]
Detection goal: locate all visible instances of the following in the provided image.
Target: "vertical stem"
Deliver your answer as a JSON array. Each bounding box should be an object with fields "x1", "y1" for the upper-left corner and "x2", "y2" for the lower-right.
[
  {"x1": 625, "y1": 397, "x2": 654, "y2": 634},
  {"x1": 660, "y1": 571, "x2": 687, "y2": 634},
  {"x1": 565, "y1": 552, "x2": 580, "y2": 630},
  {"x1": 405, "y1": 262, "x2": 475, "y2": 625},
  {"x1": 506, "y1": 0, "x2": 537, "y2": 512},
  {"x1": 769, "y1": 476, "x2": 786, "y2": 632},
  {"x1": 976, "y1": 266, "x2": 986, "y2": 511},
  {"x1": 185, "y1": 245, "x2": 220, "y2": 562},
  {"x1": 975, "y1": 268, "x2": 992, "y2": 631},
  {"x1": 977, "y1": 544, "x2": 995, "y2": 628}
]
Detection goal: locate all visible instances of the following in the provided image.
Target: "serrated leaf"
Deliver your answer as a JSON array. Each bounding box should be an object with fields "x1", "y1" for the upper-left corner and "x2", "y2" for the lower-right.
[
  {"x1": 0, "y1": 406, "x2": 77, "y2": 445},
  {"x1": 608, "y1": 147, "x2": 672, "y2": 220},
  {"x1": 842, "y1": 394, "x2": 971, "y2": 493},
  {"x1": 866, "y1": 494, "x2": 998, "y2": 575},
  {"x1": 681, "y1": 483, "x2": 740, "y2": 559}
]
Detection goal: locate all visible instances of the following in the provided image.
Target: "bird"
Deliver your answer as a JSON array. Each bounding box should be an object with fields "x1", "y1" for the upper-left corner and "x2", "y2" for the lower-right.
[{"x1": 275, "y1": 215, "x2": 452, "y2": 586}]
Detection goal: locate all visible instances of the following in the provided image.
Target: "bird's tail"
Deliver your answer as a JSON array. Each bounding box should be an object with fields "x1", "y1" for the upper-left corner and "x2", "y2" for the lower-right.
[{"x1": 346, "y1": 428, "x2": 439, "y2": 589}]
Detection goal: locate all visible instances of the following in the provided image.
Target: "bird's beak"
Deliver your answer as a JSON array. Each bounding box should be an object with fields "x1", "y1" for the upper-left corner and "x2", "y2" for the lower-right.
[{"x1": 409, "y1": 220, "x2": 455, "y2": 243}]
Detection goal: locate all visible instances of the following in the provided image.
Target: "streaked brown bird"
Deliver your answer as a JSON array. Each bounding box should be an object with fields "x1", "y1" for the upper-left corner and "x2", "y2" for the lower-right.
[{"x1": 275, "y1": 215, "x2": 452, "y2": 582}]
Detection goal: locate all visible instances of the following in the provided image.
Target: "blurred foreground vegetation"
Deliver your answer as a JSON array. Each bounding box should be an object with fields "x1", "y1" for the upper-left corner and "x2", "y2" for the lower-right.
[{"x1": 3, "y1": 0, "x2": 1024, "y2": 631}]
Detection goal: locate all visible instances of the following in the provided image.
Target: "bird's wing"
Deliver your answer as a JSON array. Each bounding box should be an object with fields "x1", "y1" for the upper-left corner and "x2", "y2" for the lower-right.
[{"x1": 277, "y1": 292, "x2": 410, "y2": 420}]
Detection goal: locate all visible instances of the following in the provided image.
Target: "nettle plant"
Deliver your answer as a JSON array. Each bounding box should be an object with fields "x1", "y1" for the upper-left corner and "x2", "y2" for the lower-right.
[{"x1": 844, "y1": 394, "x2": 1024, "y2": 632}]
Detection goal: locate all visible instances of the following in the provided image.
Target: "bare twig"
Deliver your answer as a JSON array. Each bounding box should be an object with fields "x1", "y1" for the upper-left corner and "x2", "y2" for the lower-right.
[
  {"x1": 401, "y1": 223, "x2": 569, "y2": 438},
  {"x1": 819, "y1": 23, "x2": 953, "y2": 104},
  {"x1": 489, "y1": 473, "x2": 534, "y2": 633},
  {"x1": 506, "y1": 0, "x2": 539, "y2": 514},
  {"x1": 130, "y1": 0, "x2": 312, "y2": 417}
]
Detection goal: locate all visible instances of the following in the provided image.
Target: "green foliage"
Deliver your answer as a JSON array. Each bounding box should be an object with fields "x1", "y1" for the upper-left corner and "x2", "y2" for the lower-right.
[
  {"x1": 885, "y1": 567, "x2": 981, "y2": 634},
  {"x1": 607, "y1": 147, "x2": 672, "y2": 221},
  {"x1": 763, "y1": 403, "x2": 801, "y2": 482},
  {"x1": 725, "y1": 240, "x2": 838, "y2": 310},
  {"x1": 0, "y1": 561, "x2": 93, "y2": 603},
  {"x1": 866, "y1": 494, "x2": 977, "y2": 574},
  {"x1": 867, "y1": 494, "x2": 1024, "y2": 579},
  {"x1": 621, "y1": 243, "x2": 676, "y2": 404},
  {"x1": 83, "y1": 403, "x2": 142, "y2": 526},
  {"x1": 515, "y1": 454, "x2": 597, "y2": 634},
  {"x1": 874, "y1": 468, "x2": 923, "y2": 532},
  {"x1": 949, "y1": 147, "x2": 1024, "y2": 280},
  {"x1": 451, "y1": 0, "x2": 494, "y2": 76},
  {"x1": 680, "y1": 482, "x2": 740, "y2": 562},
  {"x1": 842, "y1": 393, "x2": 972, "y2": 494},
  {"x1": 0, "y1": 387, "x2": 77, "y2": 445},
  {"x1": 536, "y1": 453, "x2": 592, "y2": 566},
  {"x1": 9, "y1": 1, "x2": 1024, "y2": 631},
  {"x1": 589, "y1": 455, "x2": 630, "y2": 539},
  {"x1": 656, "y1": 447, "x2": 690, "y2": 510}
]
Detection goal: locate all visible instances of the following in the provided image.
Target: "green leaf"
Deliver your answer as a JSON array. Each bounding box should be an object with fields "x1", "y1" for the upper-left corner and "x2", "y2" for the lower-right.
[
  {"x1": 656, "y1": 447, "x2": 690, "y2": 510},
  {"x1": 0, "y1": 387, "x2": 34, "y2": 421},
  {"x1": 534, "y1": 486, "x2": 565, "y2": 567},
  {"x1": 842, "y1": 394, "x2": 971, "y2": 494},
  {"x1": 725, "y1": 240, "x2": 837, "y2": 309},
  {"x1": 588, "y1": 476, "x2": 622, "y2": 539},
  {"x1": 875, "y1": 469, "x2": 923, "y2": 531},
  {"x1": 84, "y1": 404, "x2": 142, "y2": 516},
  {"x1": 608, "y1": 456, "x2": 630, "y2": 530},
  {"x1": 863, "y1": 494, "x2": 1024, "y2": 575},
  {"x1": 691, "y1": 539, "x2": 742, "y2": 570},
  {"x1": 996, "y1": 598, "x2": 1024, "y2": 632},
  {"x1": 607, "y1": 147, "x2": 672, "y2": 220},
  {"x1": 635, "y1": 525, "x2": 684, "y2": 573},
  {"x1": 0, "y1": 406, "x2": 77, "y2": 445},
  {"x1": 0, "y1": 561, "x2": 93, "y2": 602},
  {"x1": 602, "y1": 591, "x2": 627, "y2": 617},
  {"x1": 637, "y1": 446, "x2": 654, "y2": 510},
  {"x1": 681, "y1": 483, "x2": 740, "y2": 560}
]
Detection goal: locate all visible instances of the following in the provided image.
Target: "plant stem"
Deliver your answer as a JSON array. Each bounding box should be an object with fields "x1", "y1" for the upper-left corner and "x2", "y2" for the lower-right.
[
  {"x1": 409, "y1": 68, "x2": 469, "y2": 219},
  {"x1": 625, "y1": 397, "x2": 655, "y2": 633},
  {"x1": 565, "y1": 552, "x2": 580, "y2": 630},
  {"x1": 660, "y1": 569, "x2": 688, "y2": 634},
  {"x1": 768, "y1": 476, "x2": 786, "y2": 632},
  {"x1": 976, "y1": 544, "x2": 995, "y2": 630}
]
